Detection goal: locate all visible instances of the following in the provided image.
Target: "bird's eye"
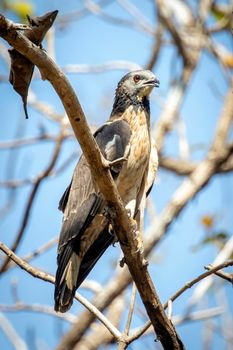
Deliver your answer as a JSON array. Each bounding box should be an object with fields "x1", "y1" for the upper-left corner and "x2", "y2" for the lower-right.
[{"x1": 133, "y1": 74, "x2": 141, "y2": 84}]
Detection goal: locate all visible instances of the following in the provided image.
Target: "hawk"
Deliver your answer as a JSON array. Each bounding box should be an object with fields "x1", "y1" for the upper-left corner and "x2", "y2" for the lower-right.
[{"x1": 54, "y1": 70, "x2": 159, "y2": 312}]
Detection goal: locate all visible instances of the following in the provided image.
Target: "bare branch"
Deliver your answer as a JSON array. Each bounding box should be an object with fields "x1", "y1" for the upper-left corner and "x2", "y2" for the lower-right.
[
  {"x1": 0, "y1": 13, "x2": 184, "y2": 349},
  {"x1": 0, "y1": 127, "x2": 65, "y2": 273},
  {"x1": 166, "y1": 261, "x2": 233, "y2": 308},
  {"x1": 74, "y1": 296, "x2": 125, "y2": 350},
  {"x1": 124, "y1": 283, "x2": 137, "y2": 336},
  {"x1": 128, "y1": 260, "x2": 233, "y2": 343},
  {"x1": 0, "y1": 312, "x2": 28, "y2": 350},
  {"x1": 63, "y1": 60, "x2": 142, "y2": 74},
  {"x1": 0, "y1": 241, "x2": 122, "y2": 341},
  {"x1": 188, "y1": 232, "x2": 233, "y2": 310},
  {"x1": 0, "y1": 303, "x2": 76, "y2": 323},
  {"x1": 146, "y1": 24, "x2": 163, "y2": 71},
  {"x1": 173, "y1": 307, "x2": 224, "y2": 326},
  {"x1": 156, "y1": 0, "x2": 190, "y2": 65},
  {"x1": 133, "y1": 307, "x2": 224, "y2": 339},
  {"x1": 204, "y1": 265, "x2": 233, "y2": 284},
  {"x1": 84, "y1": 0, "x2": 154, "y2": 35},
  {"x1": 159, "y1": 156, "x2": 233, "y2": 176},
  {"x1": 0, "y1": 132, "x2": 72, "y2": 150},
  {"x1": 117, "y1": 0, "x2": 154, "y2": 34}
]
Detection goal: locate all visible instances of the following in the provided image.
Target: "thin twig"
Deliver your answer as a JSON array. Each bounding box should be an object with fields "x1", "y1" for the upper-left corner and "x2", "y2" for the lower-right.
[
  {"x1": 127, "y1": 260, "x2": 233, "y2": 343},
  {"x1": 0, "y1": 312, "x2": 28, "y2": 350},
  {"x1": 204, "y1": 265, "x2": 233, "y2": 284},
  {"x1": 124, "y1": 283, "x2": 137, "y2": 336},
  {"x1": 0, "y1": 133, "x2": 71, "y2": 150},
  {"x1": 165, "y1": 261, "x2": 233, "y2": 308},
  {"x1": 0, "y1": 303, "x2": 76, "y2": 323},
  {"x1": 188, "y1": 233, "x2": 233, "y2": 309},
  {"x1": 173, "y1": 307, "x2": 224, "y2": 326},
  {"x1": 63, "y1": 60, "x2": 142, "y2": 74},
  {"x1": 133, "y1": 307, "x2": 224, "y2": 338}
]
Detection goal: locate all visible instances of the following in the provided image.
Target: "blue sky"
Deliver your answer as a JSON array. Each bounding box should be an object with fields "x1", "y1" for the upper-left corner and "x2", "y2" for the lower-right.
[{"x1": 0, "y1": 1, "x2": 233, "y2": 349}]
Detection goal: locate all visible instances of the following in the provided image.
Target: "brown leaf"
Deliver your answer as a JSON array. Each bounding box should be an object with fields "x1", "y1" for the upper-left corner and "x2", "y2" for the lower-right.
[{"x1": 8, "y1": 10, "x2": 58, "y2": 119}]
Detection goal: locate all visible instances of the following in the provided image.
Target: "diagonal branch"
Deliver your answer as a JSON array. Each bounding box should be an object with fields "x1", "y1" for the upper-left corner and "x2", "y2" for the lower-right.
[{"x1": 0, "y1": 13, "x2": 184, "y2": 350}]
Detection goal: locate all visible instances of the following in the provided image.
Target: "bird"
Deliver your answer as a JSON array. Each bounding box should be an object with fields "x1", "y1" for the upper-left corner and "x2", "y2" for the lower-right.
[{"x1": 54, "y1": 70, "x2": 160, "y2": 313}]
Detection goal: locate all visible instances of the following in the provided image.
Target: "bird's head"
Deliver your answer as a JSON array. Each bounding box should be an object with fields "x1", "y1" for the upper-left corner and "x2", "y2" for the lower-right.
[
  {"x1": 116, "y1": 70, "x2": 160, "y2": 101},
  {"x1": 111, "y1": 70, "x2": 160, "y2": 117}
]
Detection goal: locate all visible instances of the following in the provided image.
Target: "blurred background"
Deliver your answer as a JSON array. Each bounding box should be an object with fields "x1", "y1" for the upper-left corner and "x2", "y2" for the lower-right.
[{"x1": 0, "y1": 0, "x2": 233, "y2": 349}]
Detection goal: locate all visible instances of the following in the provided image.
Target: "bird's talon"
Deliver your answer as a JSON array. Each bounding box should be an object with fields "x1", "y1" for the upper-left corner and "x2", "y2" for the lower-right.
[{"x1": 108, "y1": 157, "x2": 127, "y2": 168}]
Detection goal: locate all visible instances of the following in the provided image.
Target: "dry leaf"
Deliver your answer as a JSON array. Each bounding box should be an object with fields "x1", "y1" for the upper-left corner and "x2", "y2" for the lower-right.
[{"x1": 8, "y1": 10, "x2": 58, "y2": 118}]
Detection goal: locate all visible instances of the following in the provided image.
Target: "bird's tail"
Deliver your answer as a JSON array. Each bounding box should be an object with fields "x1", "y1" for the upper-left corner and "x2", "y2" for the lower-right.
[{"x1": 54, "y1": 244, "x2": 81, "y2": 313}]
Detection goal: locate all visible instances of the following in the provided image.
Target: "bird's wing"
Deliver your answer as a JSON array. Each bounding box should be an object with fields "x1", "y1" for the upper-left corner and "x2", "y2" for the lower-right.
[
  {"x1": 55, "y1": 119, "x2": 131, "y2": 312},
  {"x1": 57, "y1": 118, "x2": 132, "y2": 253}
]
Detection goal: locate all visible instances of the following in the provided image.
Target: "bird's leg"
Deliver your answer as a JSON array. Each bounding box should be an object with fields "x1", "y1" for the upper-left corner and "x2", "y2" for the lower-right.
[
  {"x1": 106, "y1": 157, "x2": 128, "y2": 169},
  {"x1": 125, "y1": 201, "x2": 144, "y2": 256},
  {"x1": 132, "y1": 228, "x2": 148, "y2": 266}
]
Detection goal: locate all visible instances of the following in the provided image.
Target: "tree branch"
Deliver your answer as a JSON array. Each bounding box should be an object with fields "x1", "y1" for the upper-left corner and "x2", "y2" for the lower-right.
[
  {"x1": 0, "y1": 126, "x2": 65, "y2": 273},
  {"x1": 159, "y1": 156, "x2": 233, "y2": 176},
  {"x1": 127, "y1": 260, "x2": 233, "y2": 343},
  {"x1": 0, "y1": 13, "x2": 184, "y2": 350},
  {"x1": 0, "y1": 303, "x2": 77, "y2": 324},
  {"x1": 0, "y1": 241, "x2": 122, "y2": 341},
  {"x1": 0, "y1": 312, "x2": 28, "y2": 350},
  {"x1": 188, "y1": 233, "x2": 233, "y2": 309},
  {"x1": 204, "y1": 265, "x2": 233, "y2": 284}
]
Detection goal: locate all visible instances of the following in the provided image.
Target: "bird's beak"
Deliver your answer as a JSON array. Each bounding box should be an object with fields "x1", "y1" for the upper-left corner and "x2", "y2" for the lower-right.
[{"x1": 144, "y1": 78, "x2": 160, "y2": 88}]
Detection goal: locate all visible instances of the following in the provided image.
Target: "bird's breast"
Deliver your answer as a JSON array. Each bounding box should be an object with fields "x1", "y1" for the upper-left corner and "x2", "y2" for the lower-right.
[{"x1": 116, "y1": 106, "x2": 151, "y2": 204}]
